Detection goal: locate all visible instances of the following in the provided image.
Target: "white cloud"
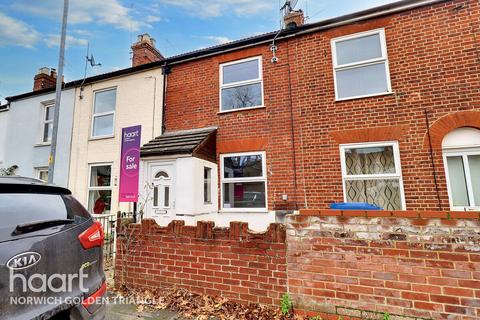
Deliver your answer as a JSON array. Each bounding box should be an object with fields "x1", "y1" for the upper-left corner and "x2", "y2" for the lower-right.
[
  {"x1": 0, "y1": 11, "x2": 40, "y2": 48},
  {"x1": 71, "y1": 29, "x2": 92, "y2": 36},
  {"x1": 44, "y1": 34, "x2": 88, "y2": 48},
  {"x1": 11, "y1": 0, "x2": 150, "y2": 31},
  {"x1": 146, "y1": 15, "x2": 163, "y2": 23},
  {"x1": 159, "y1": 0, "x2": 273, "y2": 18},
  {"x1": 203, "y1": 36, "x2": 232, "y2": 45}
]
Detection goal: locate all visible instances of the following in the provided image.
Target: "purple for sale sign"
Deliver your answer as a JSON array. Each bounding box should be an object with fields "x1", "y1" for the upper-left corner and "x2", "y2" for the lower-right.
[{"x1": 119, "y1": 125, "x2": 141, "y2": 202}]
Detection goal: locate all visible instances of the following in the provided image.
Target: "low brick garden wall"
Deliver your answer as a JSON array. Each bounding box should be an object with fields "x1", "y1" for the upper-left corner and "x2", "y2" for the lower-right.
[
  {"x1": 115, "y1": 211, "x2": 480, "y2": 319},
  {"x1": 115, "y1": 219, "x2": 287, "y2": 306},
  {"x1": 289, "y1": 210, "x2": 480, "y2": 319}
]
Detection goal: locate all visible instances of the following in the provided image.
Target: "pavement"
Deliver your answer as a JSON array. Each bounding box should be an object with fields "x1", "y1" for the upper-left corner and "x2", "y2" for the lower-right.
[{"x1": 106, "y1": 302, "x2": 184, "y2": 320}]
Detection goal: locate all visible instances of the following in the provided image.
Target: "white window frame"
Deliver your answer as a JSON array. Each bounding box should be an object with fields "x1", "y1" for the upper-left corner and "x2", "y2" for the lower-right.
[
  {"x1": 90, "y1": 87, "x2": 117, "y2": 139},
  {"x1": 40, "y1": 103, "x2": 55, "y2": 144},
  {"x1": 339, "y1": 141, "x2": 406, "y2": 210},
  {"x1": 219, "y1": 56, "x2": 264, "y2": 113},
  {"x1": 204, "y1": 167, "x2": 212, "y2": 204},
  {"x1": 220, "y1": 151, "x2": 268, "y2": 212},
  {"x1": 443, "y1": 147, "x2": 480, "y2": 211},
  {"x1": 87, "y1": 163, "x2": 113, "y2": 213},
  {"x1": 35, "y1": 167, "x2": 49, "y2": 182},
  {"x1": 331, "y1": 29, "x2": 392, "y2": 101}
]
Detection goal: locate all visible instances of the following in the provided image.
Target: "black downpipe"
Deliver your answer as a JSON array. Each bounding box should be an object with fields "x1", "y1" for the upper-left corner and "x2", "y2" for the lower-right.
[
  {"x1": 161, "y1": 63, "x2": 170, "y2": 134},
  {"x1": 424, "y1": 109, "x2": 443, "y2": 210},
  {"x1": 286, "y1": 40, "x2": 299, "y2": 211}
]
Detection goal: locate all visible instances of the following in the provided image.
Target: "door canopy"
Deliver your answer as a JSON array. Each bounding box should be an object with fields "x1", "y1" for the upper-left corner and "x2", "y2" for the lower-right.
[{"x1": 141, "y1": 127, "x2": 217, "y2": 163}]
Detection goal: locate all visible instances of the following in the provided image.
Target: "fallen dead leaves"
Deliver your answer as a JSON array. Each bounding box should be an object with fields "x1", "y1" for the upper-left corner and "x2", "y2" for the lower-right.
[{"x1": 115, "y1": 286, "x2": 313, "y2": 320}]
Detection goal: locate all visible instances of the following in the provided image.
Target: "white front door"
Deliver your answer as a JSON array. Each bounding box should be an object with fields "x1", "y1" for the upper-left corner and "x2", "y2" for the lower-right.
[{"x1": 148, "y1": 162, "x2": 175, "y2": 217}]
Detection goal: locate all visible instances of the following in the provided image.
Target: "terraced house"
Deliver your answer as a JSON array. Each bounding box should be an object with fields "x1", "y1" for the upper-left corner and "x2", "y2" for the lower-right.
[
  {"x1": 1, "y1": 0, "x2": 479, "y2": 232},
  {"x1": 138, "y1": 0, "x2": 479, "y2": 231}
]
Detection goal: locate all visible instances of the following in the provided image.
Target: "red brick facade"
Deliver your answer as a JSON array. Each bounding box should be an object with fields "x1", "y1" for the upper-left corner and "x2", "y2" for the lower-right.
[{"x1": 164, "y1": 0, "x2": 480, "y2": 212}]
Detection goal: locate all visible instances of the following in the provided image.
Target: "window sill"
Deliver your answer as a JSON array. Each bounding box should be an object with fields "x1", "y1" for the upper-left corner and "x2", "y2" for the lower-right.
[
  {"x1": 89, "y1": 135, "x2": 115, "y2": 141},
  {"x1": 34, "y1": 142, "x2": 51, "y2": 147},
  {"x1": 335, "y1": 91, "x2": 394, "y2": 102},
  {"x1": 218, "y1": 105, "x2": 265, "y2": 115}
]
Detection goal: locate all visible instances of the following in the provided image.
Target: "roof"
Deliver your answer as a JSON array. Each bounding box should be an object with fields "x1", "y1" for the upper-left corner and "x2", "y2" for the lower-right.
[
  {"x1": 6, "y1": 59, "x2": 164, "y2": 102},
  {"x1": 6, "y1": 0, "x2": 448, "y2": 102},
  {"x1": 166, "y1": 0, "x2": 448, "y2": 64},
  {"x1": 0, "y1": 176, "x2": 71, "y2": 194},
  {"x1": 140, "y1": 127, "x2": 217, "y2": 158}
]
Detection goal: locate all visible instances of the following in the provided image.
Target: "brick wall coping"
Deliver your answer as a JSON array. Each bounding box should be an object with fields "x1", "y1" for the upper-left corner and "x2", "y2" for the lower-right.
[
  {"x1": 299, "y1": 209, "x2": 480, "y2": 219},
  {"x1": 118, "y1": 218, "x2": 286, "y2": 243}
]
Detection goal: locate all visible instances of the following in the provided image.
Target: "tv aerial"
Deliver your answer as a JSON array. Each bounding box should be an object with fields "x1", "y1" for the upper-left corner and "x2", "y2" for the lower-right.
[
  {"x1": 79, "y1": 42, "x2": 102, "y2": 99},
  {"x1": 281, "y1": 0, "x2": 299, "y2": 16},
  {"x1": 85, "y1": 42, "x2": 101, "y2": 68}
]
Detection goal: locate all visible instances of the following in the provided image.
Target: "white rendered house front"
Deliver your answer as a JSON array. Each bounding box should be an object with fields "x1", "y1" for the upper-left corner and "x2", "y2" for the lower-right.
[{"x1": 139, "y1": 127, "x2": 277, "y2": 231}]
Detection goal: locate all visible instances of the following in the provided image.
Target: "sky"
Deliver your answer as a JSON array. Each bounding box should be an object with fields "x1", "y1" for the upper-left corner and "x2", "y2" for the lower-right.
[{"x1": 0, "y1": 0, "x2": 398, "y2": 103}]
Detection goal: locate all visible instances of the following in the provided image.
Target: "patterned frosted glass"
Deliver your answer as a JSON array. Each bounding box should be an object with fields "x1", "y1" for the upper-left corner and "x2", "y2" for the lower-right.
[
  {"x1": 345, "y1": 146, "x2": 395, "y2": 175},
  {"x1": 345, "y1": 179, "x2": 401, "y2": 210}
]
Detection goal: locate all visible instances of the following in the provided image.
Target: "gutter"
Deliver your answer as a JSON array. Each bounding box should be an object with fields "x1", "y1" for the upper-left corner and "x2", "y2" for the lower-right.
[
  {"x1": 6, "y1": 61, "x2": 164, "y2": 102},
  {"x1": 0, "y1": 104, "x2": 9, "y2": 112}
]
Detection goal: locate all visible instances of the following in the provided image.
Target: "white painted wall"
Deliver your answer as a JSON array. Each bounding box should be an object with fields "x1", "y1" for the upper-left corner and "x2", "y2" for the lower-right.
[
  {"x1": 0, "y1": 108, "x2": 9, "y2": 168},
  {"x1": 197, "y1": 211, "x2": 277, "y2": 231},
  {"x1": 68, "y1": 68, "x2": 164, "y2": 214},
  {"x1": 175, "y1": 157, "x2": 218, "y2": 215},
  {"x1": 3, "y1": 89, "x2": 75, "y2": 187},
  {"x1": 142, "y1": 155, "x2": 276, "y2": 231}
]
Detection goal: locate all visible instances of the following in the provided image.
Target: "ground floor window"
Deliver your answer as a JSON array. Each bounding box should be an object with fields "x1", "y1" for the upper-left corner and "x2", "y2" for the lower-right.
[
  {"x1": 204, "y1": 167, "x2": 212, "y2": 204},
  {"x1": 88, "y1": 164, "x2": 112, "y2": 215},
  {"x1": 444, "y1": 153, "x2": 480, "y2": 209},
  {"x1": 442, "y1": 127, "x2": 480, "y2": 210},
  {"x1": 340, "y1": 141, "x2": 405, "y2": 210},
  {"x1": 220, "y1": 151, "x2": 267, "y2": 211},
  {"x1": 36, "y1": 167, "x2": 49, "y2": 182}
]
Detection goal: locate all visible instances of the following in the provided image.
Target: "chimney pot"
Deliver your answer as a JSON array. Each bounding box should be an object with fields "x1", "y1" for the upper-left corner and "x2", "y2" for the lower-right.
[
  {"x1": 33, "y1": 67, "x2": 62, "y2": 91},
  {"x1": 283, "y1": 10, "x2": 305, "y2": 29},
  {"x1": 38, "y1": 67, "x2": 50, "y2": 75},
  {"x1": 131, "y1": 33, "x2": 164, "y2": 67}
]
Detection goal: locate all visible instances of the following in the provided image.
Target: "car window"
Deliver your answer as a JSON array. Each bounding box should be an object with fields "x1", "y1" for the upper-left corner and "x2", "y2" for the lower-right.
[{"x1": 0, "y1": 193, "x2": 90, "y2": 240}]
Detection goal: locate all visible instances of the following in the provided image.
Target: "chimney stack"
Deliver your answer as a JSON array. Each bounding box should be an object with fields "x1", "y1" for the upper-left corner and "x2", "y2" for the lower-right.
[
  {"x1": 131, "y1": 33, "x2": 164, "y2": 67},
  {"x1": 33, "y1": 67, "x2": 60, "y2": 91},
  {"x1": 283, "y1": 10, "x2": 305, "y2": 29}
]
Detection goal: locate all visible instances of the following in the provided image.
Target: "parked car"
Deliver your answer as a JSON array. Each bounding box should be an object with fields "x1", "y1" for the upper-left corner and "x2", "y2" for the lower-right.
[{"x1": 0, "y1": 176, "x2": 106, "y2": 320}]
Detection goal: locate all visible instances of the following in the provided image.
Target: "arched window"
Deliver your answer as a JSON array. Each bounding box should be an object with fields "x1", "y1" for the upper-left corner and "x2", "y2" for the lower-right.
[
  {"x1": 442, "y1": 127, "x2": 480, "y2": 210},
  {"x1": 154, "y1": 171, "x2": 169, "y2": 179}
]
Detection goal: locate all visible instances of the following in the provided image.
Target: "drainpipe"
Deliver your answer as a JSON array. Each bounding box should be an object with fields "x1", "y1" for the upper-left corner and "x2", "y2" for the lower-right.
[{"x1": 161, "y1": 62, "x2": 169, "y2": 134}]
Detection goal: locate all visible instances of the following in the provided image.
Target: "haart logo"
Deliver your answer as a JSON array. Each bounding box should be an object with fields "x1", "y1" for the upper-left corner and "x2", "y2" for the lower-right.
[{"x1": 124, "y1": 130, "x2": 139, "y2": 139}]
